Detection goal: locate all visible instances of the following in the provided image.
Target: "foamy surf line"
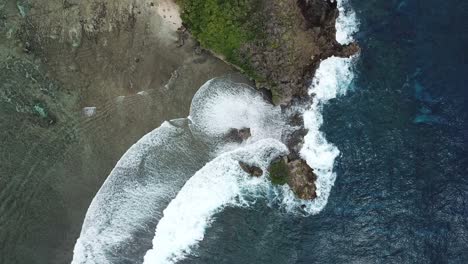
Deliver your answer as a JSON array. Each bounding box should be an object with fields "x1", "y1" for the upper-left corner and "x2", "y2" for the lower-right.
[
  {"x1": 281, "y1": 0, "x2": 359, "y2": 214},
  {"x1": 71, "y1": 78, "x2": 288, "y2": 264},
  {"x1": 294, "y1": 0, "x2": 359, "y2": 213},
  {"x1": 143, "y1": 0, "x2": 359, "y2": 263},
  {"x1": 144, "y1": 139, "x2": 288, "y2": 264}
]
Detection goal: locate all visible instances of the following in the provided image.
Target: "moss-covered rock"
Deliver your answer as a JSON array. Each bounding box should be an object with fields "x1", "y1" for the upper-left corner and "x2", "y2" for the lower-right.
[
  {"x1": 267, "y1": 157, "x2": 318, "y2": 200},
  {"x1": 268, "y1": 157, "x2": 289, "y2": 185}
]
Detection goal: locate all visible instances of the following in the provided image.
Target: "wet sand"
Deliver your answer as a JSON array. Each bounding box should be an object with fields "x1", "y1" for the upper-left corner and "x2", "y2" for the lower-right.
[{"x1": 0, "y1": 0, "x2": 237, "y2": 263}]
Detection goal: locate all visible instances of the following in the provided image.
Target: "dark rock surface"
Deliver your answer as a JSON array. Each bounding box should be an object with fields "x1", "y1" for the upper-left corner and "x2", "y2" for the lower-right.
[
  {"x1": 287, "y1": 159, "x2": 317, "y2": 200},
  {"x1": 225, "y1": 128, "x2": 251, "y2": 143},
  {"x1": 180, "y1": 0, "x2": 359, "y2": 105},
  {"x1": 239, "y1": 161, "x2": 263, "y2": 177},
  {"x1": 243, "y1": 0, "x2": 357, "y2": 199},
  {"x1": 242, "y1": 0, "x2": 359, "y2": 104},
  {"x1": 267, "y1": 156, "x2": 317, "y2": 200}
]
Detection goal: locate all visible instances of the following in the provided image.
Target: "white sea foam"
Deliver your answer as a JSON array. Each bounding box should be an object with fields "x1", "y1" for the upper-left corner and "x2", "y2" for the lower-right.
[
  {"x1": 143, "y1": 139, "x2": 288, "y2": 264},
  {"x1": 72, "y1": 79, "x2": 287, "y2": 264},
  {"x1": 285, "y1": 0, "x2": 359, "y2": 214},
  {"x1": 335, "y1": 0, "x2": 359, "y2": 45},
  {"x1": 143, "y1": 51, "x2": 358, "y2": 262},
  {"x1": 189, "y1": 78, "x2": 285, "y2": 142},
  {"x1": 71, "y1": 120, "x2": 211, "y2": 264},
  {"x1": 143, "y1": 79, "x2": 289, "y2": 263}
]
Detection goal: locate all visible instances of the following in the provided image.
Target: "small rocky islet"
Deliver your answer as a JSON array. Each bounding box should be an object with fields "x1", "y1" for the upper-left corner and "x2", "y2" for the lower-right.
[
  {"x1": 179, "y1": 0, "x2": 359, "y2": 200},
  {"x1": 232, "y1": 127, "x2": 317, "y2": 200}
]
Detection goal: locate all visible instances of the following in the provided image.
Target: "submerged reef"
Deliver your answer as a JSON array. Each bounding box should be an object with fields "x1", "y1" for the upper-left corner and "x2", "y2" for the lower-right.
[{"x1": 178, "y1": 0, "x2": 359, "y2": 200}]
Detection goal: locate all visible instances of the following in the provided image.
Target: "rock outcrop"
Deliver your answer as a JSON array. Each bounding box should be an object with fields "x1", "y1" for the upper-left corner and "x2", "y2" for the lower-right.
[
  {"x1": 239, "y1": 161, "x2": 263, "y2": 177},
  {"x1": 285, "y1": 127, "x2": 309, "y2": 161},
  {"x1": 266, "y1": 157, "x2": 317, "y2": 200},
  {"x1": 225, "y1": 127, "x2": 251, "y2": 143},
  {"x1": 286, "y1": 159, "x2": 317, "y2": 200}
]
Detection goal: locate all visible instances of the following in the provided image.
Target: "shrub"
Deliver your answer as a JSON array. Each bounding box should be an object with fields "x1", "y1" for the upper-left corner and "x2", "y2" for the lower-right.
[
  {"x1": 178, "y1": 0, "x2": 260, "y2": 64},
  {"x1": 268, "y1": 159, "x2": 289, "y2": 185}
]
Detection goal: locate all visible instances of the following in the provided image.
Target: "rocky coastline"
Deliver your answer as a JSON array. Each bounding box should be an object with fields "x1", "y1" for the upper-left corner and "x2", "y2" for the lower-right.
[{"x1": 177, "y1": 0, "x2": 359, "y2": 200}]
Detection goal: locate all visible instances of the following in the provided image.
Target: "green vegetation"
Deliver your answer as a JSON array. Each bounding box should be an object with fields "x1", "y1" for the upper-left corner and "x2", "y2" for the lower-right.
[
  {"x1": 268, "y1": 159, "x2": 289, "y2": 185},
  {"x1": 178, "y1": 0, "x2": 261, "y2": 66}
]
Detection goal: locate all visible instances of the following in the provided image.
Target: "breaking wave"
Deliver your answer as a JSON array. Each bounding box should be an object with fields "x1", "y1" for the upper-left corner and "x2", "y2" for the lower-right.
[
  {"x1": 335, "y1": 0, "x2": 359, "y2": 45},
  {"x1": 144, "y1": 139, "x2": 288, "y2": 264},
  {"x1": 71, "y1": 119, "x2": 212, "y2": 264},
  {"x1": 72, "y1": 78, "x2": 289, "y2": 264}
]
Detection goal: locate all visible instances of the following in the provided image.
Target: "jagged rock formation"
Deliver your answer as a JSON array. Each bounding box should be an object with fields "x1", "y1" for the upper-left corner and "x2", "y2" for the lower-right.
[
  {"x1": 242, "y1": 0, "x2": 357, "y2": 103},
  {"x1": 239, "y1": 161, "x2": 263, "y2": 177},
  {"x1": 266, "y1": 157, "x2": 317, "y2": 200},
  {"x1": 286, "y1": 159, "x2": 317, "y2": 200},
  {"x1": 226, "y1": 127, "x2": 252, "y2": 143}
]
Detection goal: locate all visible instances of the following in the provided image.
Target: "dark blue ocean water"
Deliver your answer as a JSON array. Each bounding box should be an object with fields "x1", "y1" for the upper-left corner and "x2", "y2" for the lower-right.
[
  {"x1": 179, "y1": 1, "x2": 468, "y2": 263},
  {"x1": 297, "y1": 0, "x2": 468, "y2": 262}
]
